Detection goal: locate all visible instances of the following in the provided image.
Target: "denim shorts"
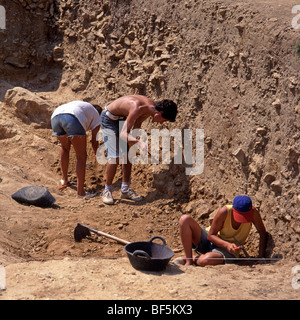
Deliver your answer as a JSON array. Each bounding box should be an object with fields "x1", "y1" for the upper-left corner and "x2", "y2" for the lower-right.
[
  {"x1": 51, "y1": 113, "x2": 86, "y2": 137},
  {"x1": 193, "y1": 227, "x2": 235, "y2": 262},
  {"x1": 100, "y1": 111, "x2": 128, "y2": 159}
]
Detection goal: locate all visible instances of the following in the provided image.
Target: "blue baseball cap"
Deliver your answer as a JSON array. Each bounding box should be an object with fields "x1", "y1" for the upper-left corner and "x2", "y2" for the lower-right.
[{"x1": 232, "y1": 195, "x2": 254, "y2": 223}]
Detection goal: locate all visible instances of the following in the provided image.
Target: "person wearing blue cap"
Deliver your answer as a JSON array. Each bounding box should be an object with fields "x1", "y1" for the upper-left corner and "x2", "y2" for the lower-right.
[{"x1": 177, "y1": 195, "x2": 267, "y2": 266}]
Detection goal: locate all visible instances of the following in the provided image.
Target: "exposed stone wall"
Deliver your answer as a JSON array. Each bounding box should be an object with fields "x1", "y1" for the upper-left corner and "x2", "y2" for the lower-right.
[
  {"x1": 0, "y1": 0, "x2": 299, "y2": 259},
  {"x1": 0, "y1": 0, "x2": 61, "y2": 89}
]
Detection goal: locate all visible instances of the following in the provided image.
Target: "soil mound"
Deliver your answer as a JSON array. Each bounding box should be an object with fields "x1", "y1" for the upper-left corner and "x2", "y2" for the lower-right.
[{"x1": 0, "y1": 0, "x2": 299, "y2": 300}]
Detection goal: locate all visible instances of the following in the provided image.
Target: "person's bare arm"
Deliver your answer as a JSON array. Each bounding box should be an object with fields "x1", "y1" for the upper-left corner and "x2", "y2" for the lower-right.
[
  {"x1": 119, "y1": 106, "x2": 149, "y2": 150},
  {"x1": 252, "y1": 207, "x2": 267, "y2": 258},
  {"x1": 207, "y1": 206, "x2": 237, "y2": 254},
  {"x1": 133, "y1": 113, "x2": 150, "y2": 129},
  {"x1": 91, "y1": 125, "x2": 100, "y2": 156}
]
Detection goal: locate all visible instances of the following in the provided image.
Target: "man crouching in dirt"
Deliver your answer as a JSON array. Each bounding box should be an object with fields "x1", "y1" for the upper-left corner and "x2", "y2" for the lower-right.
[
  {"x1": 178, "y1": 195, "x2": 267, "y2": 266},
  {"x1": 51, "y1": 101, "x2": 102, "y2": 198},
  {"x1": 99, "y1": 95, "x2": 177, "y2": 205}
]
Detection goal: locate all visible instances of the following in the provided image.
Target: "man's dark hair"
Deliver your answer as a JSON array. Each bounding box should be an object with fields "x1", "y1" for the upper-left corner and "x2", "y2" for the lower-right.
[
  {"x1": 154, "y1": 99, "x2": 177, "y2": 122},
  {"x1": 93, "y1": 104, "x2": 102, "y2": 115}
]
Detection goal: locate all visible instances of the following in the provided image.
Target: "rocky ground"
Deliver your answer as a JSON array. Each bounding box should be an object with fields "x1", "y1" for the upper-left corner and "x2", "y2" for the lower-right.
[{"x1": 0, "y1": 0, "x2": 299, "y2": 300}]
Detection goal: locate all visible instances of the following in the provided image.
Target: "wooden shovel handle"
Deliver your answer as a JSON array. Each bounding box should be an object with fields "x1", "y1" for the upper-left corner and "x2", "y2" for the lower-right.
[
  {"x1": 78, "y1": 223, "x2": 130, "y2": 245},
  {"x1": 88, "y1": 226, "x2": 130, "y2": 245}
]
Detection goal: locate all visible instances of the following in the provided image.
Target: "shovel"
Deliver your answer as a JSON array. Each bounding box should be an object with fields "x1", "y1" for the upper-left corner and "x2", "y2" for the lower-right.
[{"x1": 74, "y1": 222, "x2": 130, "y2": 245}]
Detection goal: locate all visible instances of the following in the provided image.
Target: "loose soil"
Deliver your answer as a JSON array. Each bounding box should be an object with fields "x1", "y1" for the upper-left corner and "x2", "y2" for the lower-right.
[{"x1": 0, "y1": 0, "x2": 299, "y2": 300}]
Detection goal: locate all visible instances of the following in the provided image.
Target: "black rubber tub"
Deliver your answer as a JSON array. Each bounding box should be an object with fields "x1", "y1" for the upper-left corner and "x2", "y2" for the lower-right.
[
  {"x1": 11, "y1": 186, "x2": 56, "y2": 208},
  {"x1": 124, "y1": 236, "x2": 174, "y2": 271}
]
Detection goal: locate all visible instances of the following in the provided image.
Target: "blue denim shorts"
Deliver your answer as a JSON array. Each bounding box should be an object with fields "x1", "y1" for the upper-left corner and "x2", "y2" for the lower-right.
[
  {"x1": 193, "y1": 227, "x2": 235, "y2": 261},
  {"x1": 100, "y1": 111, "x2": 128, "y2": 159},
  {"x1": 51, "y1": 114, "x2": 86, "y2": 137}
]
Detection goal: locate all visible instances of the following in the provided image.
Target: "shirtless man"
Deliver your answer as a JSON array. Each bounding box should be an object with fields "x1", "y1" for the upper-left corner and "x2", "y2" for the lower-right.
[{"x1": 99, "y1": 95, "x2": 177, "y2": 204}]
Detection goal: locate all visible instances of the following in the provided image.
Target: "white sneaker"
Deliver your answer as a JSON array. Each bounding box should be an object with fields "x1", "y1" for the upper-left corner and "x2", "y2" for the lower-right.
[
  {"x1": 101, "y1": 189, "x2": 114, "y2": 205},
  {"x1": 120, "y1": 188, "x2": 143, "y2": 202}
]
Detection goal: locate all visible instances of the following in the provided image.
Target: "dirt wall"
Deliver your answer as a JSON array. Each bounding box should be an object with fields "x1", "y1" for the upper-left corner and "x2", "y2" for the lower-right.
[
  {"x1": 0, "y1": 0, "x2": 299, "y2": 263},
  {"x1": 0, "y1": 0, "x2": 61, "y2": 90},
  {"x1": 54, "y1": 0, "x2": 300, "y2": 259}
]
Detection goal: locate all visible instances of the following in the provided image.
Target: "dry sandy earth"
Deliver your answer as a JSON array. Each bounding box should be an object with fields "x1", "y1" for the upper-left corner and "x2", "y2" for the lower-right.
[
  {"x1": 1, "y1": 258, "x2": 299, "y2": 300},
  {"x1": 0, "y1": 0, "x2": 300, "y2": 302},
  {"x1": 0, "y1": 132, "x2": 299, "y2": 301}
]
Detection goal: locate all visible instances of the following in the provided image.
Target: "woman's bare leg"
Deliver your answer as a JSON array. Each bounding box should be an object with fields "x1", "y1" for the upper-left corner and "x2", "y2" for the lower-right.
[{"x1": 70, "y1": 136, "x2": 87, "y2": 196}]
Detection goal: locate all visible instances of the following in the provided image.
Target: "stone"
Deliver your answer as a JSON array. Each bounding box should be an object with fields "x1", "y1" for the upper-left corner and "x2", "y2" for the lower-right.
[
  {"x1": 263, "y1": 173, "x2": 276, "y2": 185},
  {"x1": 127, "y1": 76, "x2": 145, "y2": 89},
  {"x1": 4, "y1": 56, "x2": 29, "y2": 68},
  {"x1": 232, "y1": 148, "x2": 247, "y2": 165},
  {"x1": 4, "y1": 87, "x2": 53, "y2": 127},
  {"x1": 143, "y1": 62, "x2": 155, "y2": 74},
  {"x1": 53, "y1": 46, "x2": 64, "y2": 62},
  {"x1": 270, "y1": 180, "x2": 282, "y2": 194},
  {"x1": 296, "y1": 194, "x2": 300, "y2": 206},
  {"x1": 256, "y1": 127, "x2": 267, "y2": 136},
  {"x1": 272, "y1": 99, "x2": 281, "y2": 108},
  {"x1": 288, "y1": 147, "x2": 299, "y2": 166}
]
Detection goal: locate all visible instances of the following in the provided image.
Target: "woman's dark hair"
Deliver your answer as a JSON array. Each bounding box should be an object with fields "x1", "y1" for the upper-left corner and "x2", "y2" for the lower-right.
[
  {"x1": 93, "y1": 104, "x2": 102, "y2": 115},
  {"x1": 154, "y1": 99, "x2": 177, "y2": 122}
]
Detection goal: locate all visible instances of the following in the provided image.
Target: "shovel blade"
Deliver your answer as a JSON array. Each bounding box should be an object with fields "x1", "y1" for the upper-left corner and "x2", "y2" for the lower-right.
[{"x1": 74, "y1": 223, "x2": 91, "y2": 242}]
